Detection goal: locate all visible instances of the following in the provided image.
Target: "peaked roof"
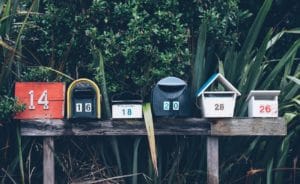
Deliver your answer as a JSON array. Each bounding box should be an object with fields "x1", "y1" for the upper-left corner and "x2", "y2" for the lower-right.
[
  {"x1": 196, "y1": 73, "x2": 241, "y2": 97},
  {"x1": 246, "y1": 90, "x2": 280, "y2": 101}
]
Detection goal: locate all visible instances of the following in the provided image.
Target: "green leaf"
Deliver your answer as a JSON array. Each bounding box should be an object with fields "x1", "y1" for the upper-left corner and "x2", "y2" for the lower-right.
[
  {"x1": 92, "y1": 46, "x2": 111, "y2": 118},
  {"x1": 234, "y1": 0, "x2": 273, "y2": 84},
  {"x1": 287, "y1": 76, "x2": 300, "y2": 85},
  {"x1": 110, "y1": 137, "x2": 123, "y2": 175},
  {"x1": 260, "y1": 39, "x2": 300, "y2": 89},
  {"x1": 267, "y1": 27, "x2": 300, "y2": 50},
  {"x1": 143, "y1": 103, "x2": 158, "y2": 176},
  {"x1": 132, "y1": 137, "x2": 142, "y2": 184},
  {"x1": 266, "y1": 158, "x2": 273, "y2": 184},
  {"x1": 191, "y1": 22, "x2": 207, "y2": 95}
]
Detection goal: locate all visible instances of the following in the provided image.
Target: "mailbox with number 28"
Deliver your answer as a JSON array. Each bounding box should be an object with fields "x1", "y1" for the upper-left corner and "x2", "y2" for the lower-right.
[
  {"x1": 152, "y1": 76, "x2": 191, "y2": 117},
  {"x1": 14, "y1": 82, "x2": 65, "y2": 119},
  {"x1": 67, "y1": 78, "x2": 101, "y2": 119},
  {"x1": 196, "y1": 73, "x2": 241, "y2": 118}
]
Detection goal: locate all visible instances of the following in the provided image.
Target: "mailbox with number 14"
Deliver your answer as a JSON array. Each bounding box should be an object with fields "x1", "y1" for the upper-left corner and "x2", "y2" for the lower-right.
[{"x1": 14, "y1": 82, "x2": 65, "y2": 119}]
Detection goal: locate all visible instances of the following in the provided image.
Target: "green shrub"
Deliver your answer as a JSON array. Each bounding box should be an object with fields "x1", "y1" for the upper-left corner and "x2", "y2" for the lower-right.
[{"x1": 0, "y1": 95, "x2": 25, "y2": 122}]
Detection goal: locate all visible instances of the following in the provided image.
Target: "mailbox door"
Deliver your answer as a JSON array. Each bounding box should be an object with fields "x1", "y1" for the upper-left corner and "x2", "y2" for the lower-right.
[
  {"x1": 14, "y1": 82, "x2": 65, "y2": 119},
  {"x1": 72, "y1": 98, "x2": 96, "y2": 118}
]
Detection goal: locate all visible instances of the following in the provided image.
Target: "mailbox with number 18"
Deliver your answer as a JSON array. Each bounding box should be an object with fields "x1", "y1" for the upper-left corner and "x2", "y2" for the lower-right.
[{"x1": 67, "y1": 78, "x2": 101, "y2": 119}]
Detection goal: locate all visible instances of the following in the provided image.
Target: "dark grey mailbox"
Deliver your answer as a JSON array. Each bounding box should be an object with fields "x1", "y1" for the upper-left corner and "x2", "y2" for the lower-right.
[{"x1": 151, "y1": 76, "x2": 191, "y2": 117}]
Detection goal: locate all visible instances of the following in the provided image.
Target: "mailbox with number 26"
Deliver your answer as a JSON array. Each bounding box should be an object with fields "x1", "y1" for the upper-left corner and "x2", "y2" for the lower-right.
[
  {"x1": 67, "y1": 78, "x2": 101, "y2": 119},
  {"x1": 14, "y1": 82, "x2": 65, "y2": 119}
]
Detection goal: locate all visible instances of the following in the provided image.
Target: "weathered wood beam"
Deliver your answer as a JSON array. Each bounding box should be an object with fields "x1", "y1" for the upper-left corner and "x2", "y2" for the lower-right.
[
  {"x1": 207, "y1": 137, "x2": 219, "y2": 184},
  {"x1": 20, "y1": 118, "x2": 210, "y2": 136},
  {"x1": 20, "y1": 118, "x2": 286, "y2": 137},
  {"x1": 210, "y1": 118, "x2": 286, "y2": 136},
  {"x1": 43, "y1": 137, "x2": 55, "y2": 184}
]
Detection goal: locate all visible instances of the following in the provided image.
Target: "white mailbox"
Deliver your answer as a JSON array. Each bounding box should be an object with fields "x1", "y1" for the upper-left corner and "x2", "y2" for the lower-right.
[
  {"x1": 246, "y1": 90, "x2": 280, "y2": 117},
  {"x1": 196, "y1": 73, "x2": 241, "y2": 118},
  {"x1": 111, "y1": 92, "x2": 143, "y2": 119}
]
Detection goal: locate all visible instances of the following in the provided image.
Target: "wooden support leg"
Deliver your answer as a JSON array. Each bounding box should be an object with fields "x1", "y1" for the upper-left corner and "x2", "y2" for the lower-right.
[
  {"x1": 43, "y1": 137, "x2": 55, "y2": 184},
  {"x1": 207, "y1": 136, "x2": 219, "y2": 184}
]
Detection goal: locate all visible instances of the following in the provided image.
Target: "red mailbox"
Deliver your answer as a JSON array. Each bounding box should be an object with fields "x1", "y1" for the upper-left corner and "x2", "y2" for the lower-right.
[{"x1": 14, "y1": 82, "x2": 65, "y2": 119}]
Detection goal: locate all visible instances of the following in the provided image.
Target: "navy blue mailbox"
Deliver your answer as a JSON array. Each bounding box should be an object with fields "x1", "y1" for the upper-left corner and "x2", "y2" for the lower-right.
[{"x1": 151, "y1": 76, "x2": 191, "y2": 117}]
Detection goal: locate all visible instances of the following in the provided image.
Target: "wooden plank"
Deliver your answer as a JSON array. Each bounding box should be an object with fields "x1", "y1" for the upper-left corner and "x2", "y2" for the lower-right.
[
  {"x1": 43, "y1": 137, "x2": 55, "y2": 184},
  {"x1": 20, "y1": 118, "x2": 286, "y2": 136},
  {"x1": 20, "y1": 118, "x2": 210, "y2": 136},
  {"x1": 207, "y1": 137, "x2": 219, "y2": 184},
  {"x1": 210, "y1": 118, "x2": 286, "y2": 136}
]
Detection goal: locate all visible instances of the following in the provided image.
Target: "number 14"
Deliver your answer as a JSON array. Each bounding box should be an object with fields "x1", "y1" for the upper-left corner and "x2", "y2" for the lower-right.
[{"x1": 28, "y1": 90, "x2": 49, "y2": 110}]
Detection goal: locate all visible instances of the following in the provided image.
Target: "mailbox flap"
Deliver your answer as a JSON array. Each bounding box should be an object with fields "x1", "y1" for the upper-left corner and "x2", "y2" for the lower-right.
[
  {"x1": 15, "y1": 82, "x2": 65, "y2": 101},
  {"x1": 157, "y1": 76, "x2": 187, "y2": 86},
  {"x1": 246, "y1": 90, "x2": 280, "y2": 101}
]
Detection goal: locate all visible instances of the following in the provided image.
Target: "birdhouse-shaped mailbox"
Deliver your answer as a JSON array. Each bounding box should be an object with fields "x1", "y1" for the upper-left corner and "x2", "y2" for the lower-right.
[
  {"x1": 196, "y1": 73, "x2": 241, "y2": 118},
  {"x1": 112, "y1": 92, "x2": 143, "y2": 119},
  {"x1": 14, "y1": 82, "x2": 65, "y2": 119},
  {"x1": 246, "y1": 90, "x2": 280, "y2": 117},
  {"x1": 151, "y1": 76, "x2": 191, "y2": 117},
  {"x1": 67, "y1": 78, "x2": 101, "y2": 119}
]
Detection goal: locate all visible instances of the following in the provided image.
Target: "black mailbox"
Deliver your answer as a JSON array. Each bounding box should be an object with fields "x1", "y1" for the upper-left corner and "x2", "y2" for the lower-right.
[
  {"x1": 151, "y1": 76, "x2": 191, "y2": 117},
  {"x1": 67, "y1": 78, "x2": 101, "y2": 119}
]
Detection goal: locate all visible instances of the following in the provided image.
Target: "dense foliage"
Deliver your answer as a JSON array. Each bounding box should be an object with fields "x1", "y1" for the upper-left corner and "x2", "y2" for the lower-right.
[{"x1": 21, "y1": 0, "x2": 248, "y2": 98}]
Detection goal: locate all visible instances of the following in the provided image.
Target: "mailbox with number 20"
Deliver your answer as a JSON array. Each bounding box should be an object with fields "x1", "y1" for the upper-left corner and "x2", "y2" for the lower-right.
[
  {"x1": 67, "y1": 78, "x2": 101, "y2": 119},
  {"x1": 151, "y1": 76, "x2": 191, "y2": 117}
]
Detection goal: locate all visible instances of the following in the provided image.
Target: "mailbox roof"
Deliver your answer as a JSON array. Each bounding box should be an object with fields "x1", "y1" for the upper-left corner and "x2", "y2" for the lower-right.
[
  {"x1": 157, "y1": 76, "x2": 187, "y2": 86},
  {"x1": 246, "y1": 90, "x2": 280, "y2": 101},
  {"x1": 196, "y1": 73, "x2": 241, "y2": 97}
]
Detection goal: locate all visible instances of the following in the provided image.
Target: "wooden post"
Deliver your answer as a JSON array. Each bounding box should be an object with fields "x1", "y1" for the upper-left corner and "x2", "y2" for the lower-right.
[
  {"x1": 207, "y1": 136, "x2": 219, "y2": 184},
  {"x1": 43, "y1": 137, "x2": 55, "y2": 184}
]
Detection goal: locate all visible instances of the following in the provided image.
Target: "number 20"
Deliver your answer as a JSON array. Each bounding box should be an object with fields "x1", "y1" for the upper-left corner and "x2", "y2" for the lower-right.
[{"x1": 28, "y1": 90, "x2": 49, "y2": 110}]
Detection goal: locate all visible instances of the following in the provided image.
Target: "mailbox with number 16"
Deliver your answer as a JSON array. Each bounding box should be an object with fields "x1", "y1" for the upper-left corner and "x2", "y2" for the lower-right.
[{"x1": 67, "y1": 78, "x2": 101, "y2": 119}]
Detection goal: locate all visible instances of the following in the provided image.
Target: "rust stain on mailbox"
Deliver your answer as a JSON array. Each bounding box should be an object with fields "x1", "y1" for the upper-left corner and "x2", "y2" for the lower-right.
[{"x1": 14, "y1": 82, "x2": 65, "y2": 119}]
